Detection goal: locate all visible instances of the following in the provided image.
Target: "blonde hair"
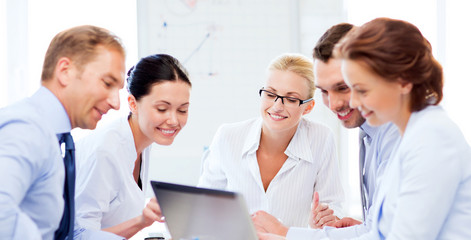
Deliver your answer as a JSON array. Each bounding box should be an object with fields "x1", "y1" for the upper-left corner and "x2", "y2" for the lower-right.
[{"x1": 268, "y1": 53, "x2": 315, "y2": 98}]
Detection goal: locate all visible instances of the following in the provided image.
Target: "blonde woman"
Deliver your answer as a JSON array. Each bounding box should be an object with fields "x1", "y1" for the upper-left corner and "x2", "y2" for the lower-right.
[{"x1": 198, "y1": 53, "x2": 344, "y2": 227}]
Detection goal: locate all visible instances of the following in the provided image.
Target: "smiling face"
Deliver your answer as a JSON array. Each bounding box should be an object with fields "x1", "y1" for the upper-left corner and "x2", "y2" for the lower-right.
[
  {"x1": 66, "y1": 46, "x2": 125, "y2": 129},
  {"x1": 342, "y1": 59, "x2": 412, "y2": 131},
  {"x1": 260, "y1": 69, "x2": 314, "y2": 135},
  {"x1": 130, "y1": 80, "x2": 191, "y2": 146},
  {"x1": 314, "y1": 58, "x2": 364, "y2": 128}
]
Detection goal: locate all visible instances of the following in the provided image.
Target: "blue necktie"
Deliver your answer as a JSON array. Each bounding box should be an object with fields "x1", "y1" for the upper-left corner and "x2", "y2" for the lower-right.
[
  {"x1": 359, "y1": 130, "x2": 367, "y2": 221},
  {"x1": 54, "y1": 133, "x2": 75, "y2": 240}
]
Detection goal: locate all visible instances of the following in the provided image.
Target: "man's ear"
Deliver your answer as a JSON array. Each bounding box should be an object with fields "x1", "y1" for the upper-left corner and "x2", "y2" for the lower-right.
[
  {"x1": 55, "y1": 57, "x2": 73, "y2": 87},
  {"x1": 303, "y1": 100, "x2": 315, "y2": 115},
  {"x1": 128, "y1": 94, "x2": 138, "y2": 115}
]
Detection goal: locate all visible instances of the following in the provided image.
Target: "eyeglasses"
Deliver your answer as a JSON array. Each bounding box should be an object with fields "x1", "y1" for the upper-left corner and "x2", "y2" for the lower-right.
[{"x1": 259, "y1": 88, "x2": 313, "y2": 107}]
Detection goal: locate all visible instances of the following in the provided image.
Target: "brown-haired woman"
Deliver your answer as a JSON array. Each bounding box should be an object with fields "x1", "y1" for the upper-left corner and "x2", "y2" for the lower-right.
[{"x1": 336, "y1": 17, "x2": 471, "y2": 239}]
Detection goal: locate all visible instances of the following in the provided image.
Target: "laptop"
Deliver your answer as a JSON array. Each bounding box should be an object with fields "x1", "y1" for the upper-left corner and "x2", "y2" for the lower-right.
[{"x1": 151, "y1": 181, "x2": 258, "y2": 240}]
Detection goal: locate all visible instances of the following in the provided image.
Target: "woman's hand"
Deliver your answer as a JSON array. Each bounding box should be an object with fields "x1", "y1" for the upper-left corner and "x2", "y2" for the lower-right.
[
  {"x1": 140, "y1": 197, "x2": 165, "y2": 228},
  {"x1": 251, "y1": 210, "x2": 289, "y2": 236}
]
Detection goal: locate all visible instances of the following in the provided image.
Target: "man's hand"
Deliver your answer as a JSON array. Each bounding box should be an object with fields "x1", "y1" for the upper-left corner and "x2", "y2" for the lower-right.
[
  {"x1": 309, "y1": 192, "x2": 338, "y2": 228},
  {"x1": 251, "y1": 210, "x2": 289, "y2": 236},
  {"x1": 333, "y1": 217, "x2": 362, "y2": 228}
]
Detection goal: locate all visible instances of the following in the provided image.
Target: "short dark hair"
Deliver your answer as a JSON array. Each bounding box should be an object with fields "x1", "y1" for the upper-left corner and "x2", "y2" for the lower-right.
[
  {"x1": 313, "y1": 23, "x2": 354, "y2": 63},
  {"x1": 126, "y1": 54, "x2": 191, "y2": 101},
  {"x1": 336, "y1": 18, "x2": 443, "y2": 112}
]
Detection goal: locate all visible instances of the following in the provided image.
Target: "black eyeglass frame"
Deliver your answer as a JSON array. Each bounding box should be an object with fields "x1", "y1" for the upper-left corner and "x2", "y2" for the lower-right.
[{"x1": 259, "y1": 88, "x2": 313, "y2": 106}]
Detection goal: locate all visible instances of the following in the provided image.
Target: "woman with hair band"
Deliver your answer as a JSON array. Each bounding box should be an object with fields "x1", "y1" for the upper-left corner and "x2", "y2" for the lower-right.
[{"x1": 74, "y1": 54, "x2": 192, "y2": 239}]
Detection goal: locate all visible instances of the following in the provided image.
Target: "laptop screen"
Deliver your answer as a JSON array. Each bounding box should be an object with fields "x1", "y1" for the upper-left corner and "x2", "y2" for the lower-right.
[{"x1": 151, "y1": 181, "x2": 258, "y2": 240}]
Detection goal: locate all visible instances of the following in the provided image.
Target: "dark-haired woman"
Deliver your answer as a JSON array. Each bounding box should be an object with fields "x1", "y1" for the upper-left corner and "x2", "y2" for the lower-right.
[{"x1": 74, "y1": 54, "x2": 191, "y2": 239}]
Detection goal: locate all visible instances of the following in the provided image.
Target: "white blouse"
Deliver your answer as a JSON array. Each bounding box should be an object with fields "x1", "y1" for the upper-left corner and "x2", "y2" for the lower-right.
[
  {"x1": 74, "y1": 116, "x2": 151, "y2": 230},
  {"x1": 371, "y1": 106, "x2": 471, "y2": 239},
  {"x1": 198, "y1": 117, "x2": 344, "y2": 227}
]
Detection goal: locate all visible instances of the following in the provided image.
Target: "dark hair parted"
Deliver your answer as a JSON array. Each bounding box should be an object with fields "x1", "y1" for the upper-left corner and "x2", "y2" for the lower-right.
[
  {"x1": 313, "y1": 23, "x2": 354, "y2": 63},
  {"x1": 126, "y1": 54, "x2": 191, "y2": 101},
  {"x1": 335, "y1": 18, "x2": 443, "y2": 112}
]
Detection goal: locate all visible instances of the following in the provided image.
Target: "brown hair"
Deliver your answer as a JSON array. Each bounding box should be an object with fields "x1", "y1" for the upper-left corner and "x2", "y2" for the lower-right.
[
  {"x1": 336, "y1": 18, "x2": 443, "y2": 112},
  {"x1": 313, "y1": 23, "x2": 354, "y2": 63},
  {"x1": 41, "y1": 25, "x2": 125, "y2": 81}
]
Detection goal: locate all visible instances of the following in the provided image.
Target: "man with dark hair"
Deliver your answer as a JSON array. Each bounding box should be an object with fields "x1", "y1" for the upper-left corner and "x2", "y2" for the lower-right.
[
  {"x1": 0, "y1": 25, "x2": 126, "y2": 240},
  {"x1": 313, "y1": 23, "x2": 354, "y2": 63},
  {"x1": 252, "y1": 23, "x2": 399, "y2": 240},
  {"x1": 310, "y1": 23, "x2": 366, "y2": 229}
]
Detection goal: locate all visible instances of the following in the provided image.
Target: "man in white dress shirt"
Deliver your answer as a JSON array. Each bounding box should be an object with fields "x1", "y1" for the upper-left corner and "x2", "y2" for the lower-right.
[{"x1": 252, "y1": 23, "x2": 399, "y2": 240}]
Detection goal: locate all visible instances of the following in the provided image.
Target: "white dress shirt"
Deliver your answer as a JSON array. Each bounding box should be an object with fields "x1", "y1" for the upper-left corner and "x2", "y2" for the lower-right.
[
  {"x1": 74, "y1": 116, "x2": 151, "y2": 230},
  {"x1": 287, "y1": 123, "x2": 399, "y2": 239},
  {"x1": 198, "y1": 117, "x2": 344, "y2": 227}
]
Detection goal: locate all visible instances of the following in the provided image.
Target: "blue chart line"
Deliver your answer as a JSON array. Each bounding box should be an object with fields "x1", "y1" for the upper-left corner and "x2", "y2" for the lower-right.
[{"x1": 183, "y1": 32, "x2": 211, "y2": 64}]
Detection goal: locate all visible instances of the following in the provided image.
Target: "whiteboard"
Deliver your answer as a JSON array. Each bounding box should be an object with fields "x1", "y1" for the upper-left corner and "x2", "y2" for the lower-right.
[{"x1": 136, "y1": 0, "x2": 345, "y2": 190}]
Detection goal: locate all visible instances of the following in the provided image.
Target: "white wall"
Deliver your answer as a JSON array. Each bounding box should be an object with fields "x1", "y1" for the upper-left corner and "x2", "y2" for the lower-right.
[
  {"x1": 0, "y1": 0, "x2": 7, "y2": 107},
  {"x1": 443, "y1": 0, "x2": 471, "y2": 146},
  {"x1": 0, "y1": 0, "x2": 139, "y2": 137}
]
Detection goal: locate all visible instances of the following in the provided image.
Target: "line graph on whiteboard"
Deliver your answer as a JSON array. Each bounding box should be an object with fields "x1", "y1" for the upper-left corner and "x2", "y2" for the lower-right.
[
  {"x1": 140, "y1": 0, "x2": 292, "y2": 81},
  {"x1": 157, "y1": 19, "x2": 222, "y2": 78}
]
